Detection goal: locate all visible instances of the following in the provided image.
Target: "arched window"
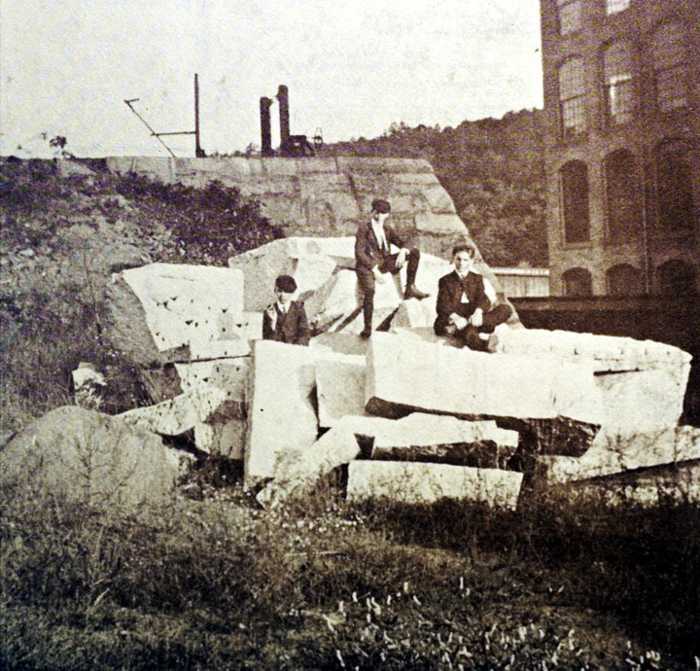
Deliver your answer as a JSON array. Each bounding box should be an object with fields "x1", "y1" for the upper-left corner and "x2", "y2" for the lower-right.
[
  {"x1": 607, "y1": 264, "x2": 642, "y2": 296},
  {"x1": 560, "y1": 161, "x2": 590, "y2": 242},
  {"x1": 557, "y1": 0, "x2": 583, "y2": 35},
  {"x1": 656, "y1": 139, "x2": 694, "y2": 231},
  {"x1": 657, "y1": 259, "x2": 696, "y2": 296},
  {"x1": 563, "y1": 268, "x2": 593, "y2": 296},
  {"x1": 652, "y1": 22, "x2": 688, "y2": 111},
  {"x1": 603, "y1": 41, "x2": 634, "y2": 125},
  {"x1": 559, "y1": 57, "x2": 586, "y2": 138},
  {"x1": 606, "y1": 0, "x2": 630, "y2": 15},
  {"x1": 605, "y1": 149, "x2": 640, "y2": 242}
]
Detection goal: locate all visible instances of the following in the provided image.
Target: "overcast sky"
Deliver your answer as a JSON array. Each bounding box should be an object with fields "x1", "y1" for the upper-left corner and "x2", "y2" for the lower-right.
[{"x1": 0, "y1": 1, "x2": 543, "y2": 158}]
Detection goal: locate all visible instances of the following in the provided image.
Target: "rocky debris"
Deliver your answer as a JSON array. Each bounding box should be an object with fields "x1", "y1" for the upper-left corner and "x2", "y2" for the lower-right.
[
  {"x1": 535, "y1": 425, "x2": 700, "y2": 485},
  {"x1": 256, "y1": 421, "x2": 361, "y2": 508},
  {"x1": 18, "y1": 248, "x2": 35, "y2": 258},
  {"x1": 315, "y1": 355, "x2": 367, "y2": 428},
  {"x1": 56, "y1": 158, "x2": 96, "y2": 177},
  {"x1": 71, "y1": 362, "x2": 106, "y2": 410},
  {"x1": 245, "y1": 340, "x2": 319, "y2": 486},
  {"x1": 365, "y1": 332, "x2": 604, "y2": 455},
  {"x1": 0, "y1": 406, "x2": 188, "y2": 511},
  {"x1": 346, "y1": 461, "x2": 523, "y2": 509}
]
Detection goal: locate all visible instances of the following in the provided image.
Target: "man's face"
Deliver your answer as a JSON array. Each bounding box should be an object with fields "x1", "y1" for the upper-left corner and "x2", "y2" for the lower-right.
[
  {"x1": 372, "y1": 211, "x2": 390, "y2": 226},
  {"x1": 275, "y1": 289, "x2": 294, "y2": 306},
  {"x1": 453, "y1": 251, "x2": 473, "y2": 274}
]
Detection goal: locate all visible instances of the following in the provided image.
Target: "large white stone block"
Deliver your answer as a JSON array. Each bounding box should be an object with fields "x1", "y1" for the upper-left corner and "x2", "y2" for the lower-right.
[
  {"x1": 346, "y1": 461, "x2": 523, "y2": 509},
  {"x1": 315, "y1": 354, "x2": 367, "y2": 428},
  {"x1": 537, "y1": 425, "x2": 700, "y2": 485},
  {"x1": 365, "y1": 332, "x2": 603, "y2": 425},
  {"x1": 118, "y1": 387, "x2": 228, "y2": 436},
  {"x1": 228, "y1": 237, "x2": 356, "y2": 311},
  {"x1": 245, "y1": 340, "x2": 319, "y2": 485},
  {"x1": 120, "y1": 263, "x2": 245, "y2": 352},
  {"x1": 256, "y1": 422, "x2": 361, "y2": 507},
  {"x1": 175, "y1": 359, "x2": 249, "y2": 405}
]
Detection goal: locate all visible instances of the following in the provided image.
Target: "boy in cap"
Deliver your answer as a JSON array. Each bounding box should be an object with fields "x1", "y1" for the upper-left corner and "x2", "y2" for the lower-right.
[
  {"x1": 434, "y1": 242, "x2": 512, "y2": 351},
  {"x1": 262, "y1": 275, "x2": 310, "y2": 346},
  {"x1": 355, "y1": 198, "x2": 429, "y2": 338}
]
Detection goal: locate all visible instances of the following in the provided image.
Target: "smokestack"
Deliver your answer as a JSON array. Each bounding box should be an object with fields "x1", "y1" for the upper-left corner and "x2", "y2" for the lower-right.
[
  {"x1": 259, "y1": 96, "x2": 273, "y2": 156},
  {"x1": 277, "y1": 84, "x2": 290, "y2": 148}
]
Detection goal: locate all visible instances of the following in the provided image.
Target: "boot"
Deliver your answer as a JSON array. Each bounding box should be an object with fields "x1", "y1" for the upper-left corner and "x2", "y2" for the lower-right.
[{"x1": 404, "y1": 284, "x2": 430, "y2": 300}]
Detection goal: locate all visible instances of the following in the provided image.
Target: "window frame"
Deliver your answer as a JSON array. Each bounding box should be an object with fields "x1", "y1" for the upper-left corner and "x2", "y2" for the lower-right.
[
  {"x1": 557, "y1": 0, "x2": 583, "y2": 36},
  {"x1": 558, "y1": 56, "x2": 587, "y2": 140},
  {"x1": 651, "y1": 21, "x2": 689, "y2": 113},
  {"x1": 602, "y1": 40, "x2": 636, "y2": 127},
  {"x1": 559, "y1": 160, "x2": 592, "y2": 245}
]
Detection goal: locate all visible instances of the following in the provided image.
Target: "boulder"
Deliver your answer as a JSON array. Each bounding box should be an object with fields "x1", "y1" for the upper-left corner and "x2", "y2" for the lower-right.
[
  {"x1": 104, "y1": 263, "x2": 245, "y2": 366},
  {"x1": 315, "y1": 354, "x2": 367, "y2": 428},
  {"x1": 256, "y1": 422, "x2": 361, "y2": 508},
  {"x1": 346, "y1": 461, "x2": 523, "y2": 509},
  {"x1": 536, "y1": 425, "x2": 700, "y2": 485},
  {"x1": 245, "y1": 340, "x2": 319, "y2": 485},
  {"x1": 0, "y1": 406, "x2": 187, "y2": 511}
]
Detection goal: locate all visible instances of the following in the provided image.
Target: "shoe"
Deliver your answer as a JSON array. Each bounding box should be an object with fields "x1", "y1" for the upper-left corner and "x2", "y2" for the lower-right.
[
  {"x1": 404, "y1": 284, "x2": 430, "y2": 300},
  {"x1": 359, "y1": 328, "x2": 372, "y2": 339}
]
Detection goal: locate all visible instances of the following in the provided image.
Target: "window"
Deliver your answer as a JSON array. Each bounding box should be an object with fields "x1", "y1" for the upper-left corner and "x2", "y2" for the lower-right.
[
  {"x1": 657, "y1": 259, "x2": 696, "y2": 296},
  {"x1": 652, "y1": 22, "x2": 688, "y2": 111},
  {"x1": 559, "y1": 58, "x2": 586, "y2": 138},
  {"x1": 607, "y1": 264, "x2": 642, "y2": 295},
  {"x1": 560, "y1": 161, "x2": 590, "y2": 242},
  {"x1": 557, "y1": 0, "x2": 583, "y2": 35},
  {"x1": 656, "y1": 140, "x2": 694, "y2": 231},
  {"x1": 603, "y1": 41, "x2": 634, "y2": 125},
  {"x1": 606, "y1": 0, "x2": 630, "y2": 15},
  {"x1": 563, "y1": 268, "x2": 593, "y2": 296},
  {"x1": 605, "y1": 149, "x2": 641, "y2": 242}
]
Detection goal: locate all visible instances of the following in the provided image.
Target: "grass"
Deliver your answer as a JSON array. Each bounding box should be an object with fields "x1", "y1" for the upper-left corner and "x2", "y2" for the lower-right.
[{"x1": 1, "y1": 473, "x2": 698, "y2": 669}]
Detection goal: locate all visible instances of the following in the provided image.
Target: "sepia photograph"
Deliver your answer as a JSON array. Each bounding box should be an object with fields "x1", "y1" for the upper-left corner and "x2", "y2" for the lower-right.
[{"x1": 0, "y1": 0, "x2": 698, "y2": 668}]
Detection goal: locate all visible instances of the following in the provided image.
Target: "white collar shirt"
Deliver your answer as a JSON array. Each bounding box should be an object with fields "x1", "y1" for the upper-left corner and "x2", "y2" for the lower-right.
[{"x1": 371, "y1": 219, "x2": 388, "y2": 252}]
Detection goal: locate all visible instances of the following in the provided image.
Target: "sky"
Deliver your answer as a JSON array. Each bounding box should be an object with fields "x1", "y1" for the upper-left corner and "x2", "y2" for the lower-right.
[{"x1": 0, "y1": 1, "x2": 543, "y2": 158}]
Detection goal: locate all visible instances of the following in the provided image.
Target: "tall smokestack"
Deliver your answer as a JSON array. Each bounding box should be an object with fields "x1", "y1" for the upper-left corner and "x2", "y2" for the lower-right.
[
  {"x1": 277, "y1": 84, "x2": 290, "y2": 149},
  {"x1": 259, "y1": 96, "x2": 273, "y2": 156}
]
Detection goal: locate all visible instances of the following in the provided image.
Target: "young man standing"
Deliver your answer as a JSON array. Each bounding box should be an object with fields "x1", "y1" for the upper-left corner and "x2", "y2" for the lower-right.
[
  {"x1": 355, "y1": 198, "x2": 429, "y2": 338},
  {"x1": 262, "y1": 275, "x2": 310, "y2": 346},
  {"x1": 434, "y1": 243, "x2": 512, "y2": 351}
]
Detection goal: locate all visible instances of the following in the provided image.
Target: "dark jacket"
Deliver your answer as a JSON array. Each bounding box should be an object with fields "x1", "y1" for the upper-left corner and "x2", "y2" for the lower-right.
[
  {"x1": 262, "y1": 301, "x2": 310, "y2": 346},
  {"x1": 434, "y1": 270, "x2": 492, "y2": 335},
  {"x1": 354, "y1": 220, "x2": 405, "y2": 272}
]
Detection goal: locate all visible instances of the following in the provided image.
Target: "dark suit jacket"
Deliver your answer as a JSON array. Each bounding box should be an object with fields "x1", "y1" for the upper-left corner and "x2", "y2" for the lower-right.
[
  {"x1": 354, "y1": 220, "x2": 405, "y2": 272},
  {"x1": 262, "y1": 301, "x2": 310, "y2": 346},
  {"x1": 434, "y1": 270, "x2": 492, "y2": 335}
]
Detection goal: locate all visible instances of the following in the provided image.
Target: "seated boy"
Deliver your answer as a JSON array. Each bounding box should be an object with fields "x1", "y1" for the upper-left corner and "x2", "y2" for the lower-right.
[
  {"x1": 262, "y1": 275, "x2": 310, "y2": 346},
  {"x1": 434, "y1": 243, "x2": 512, "y2": 351}
]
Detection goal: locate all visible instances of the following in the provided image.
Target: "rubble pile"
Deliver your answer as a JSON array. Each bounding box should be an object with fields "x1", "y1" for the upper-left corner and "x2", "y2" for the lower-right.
[{"x1": 89, "y1": 239, "x2": 700, "y2": 508}]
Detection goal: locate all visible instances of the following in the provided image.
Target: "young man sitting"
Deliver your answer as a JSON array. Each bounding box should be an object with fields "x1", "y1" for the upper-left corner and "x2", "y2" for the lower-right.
[
  {"x1": 262, "y1": 275, "x2": 310, "y2": 346},
  {"x1": 434, "y1": 243, "x2": 512, "y2": 351},
  {"x1": 355, "y1": 198, "x2": 429, "y2": 338}
]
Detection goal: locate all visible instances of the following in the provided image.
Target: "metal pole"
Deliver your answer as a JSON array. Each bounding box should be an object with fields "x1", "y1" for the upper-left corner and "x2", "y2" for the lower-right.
[
  {"x1": 195, "y1": 73, "x2": 204, "y2": 157},
  {"x1": 124, "y1": 99, "x2": 177, "y2": 158}
]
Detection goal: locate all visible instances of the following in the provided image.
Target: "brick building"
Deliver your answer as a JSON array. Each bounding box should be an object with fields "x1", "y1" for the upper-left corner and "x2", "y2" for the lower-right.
[{"x1": 540, "y1": 0, "x2": 699, "y2": 296}]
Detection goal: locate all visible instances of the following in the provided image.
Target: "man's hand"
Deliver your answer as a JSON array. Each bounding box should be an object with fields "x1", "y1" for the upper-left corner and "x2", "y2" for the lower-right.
[
  {"x1": 449, "y1": 313, "x2": 468, "y2": 331},
  {"x1": 470, "y1": 308, "x2": 484, "y2": 328},
  {"x1": 373, "y1": 266, "x2": 386, "y2": 283},
  {"x1": 395, "y1": 248, "x2": 409, "y2": 270}
]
